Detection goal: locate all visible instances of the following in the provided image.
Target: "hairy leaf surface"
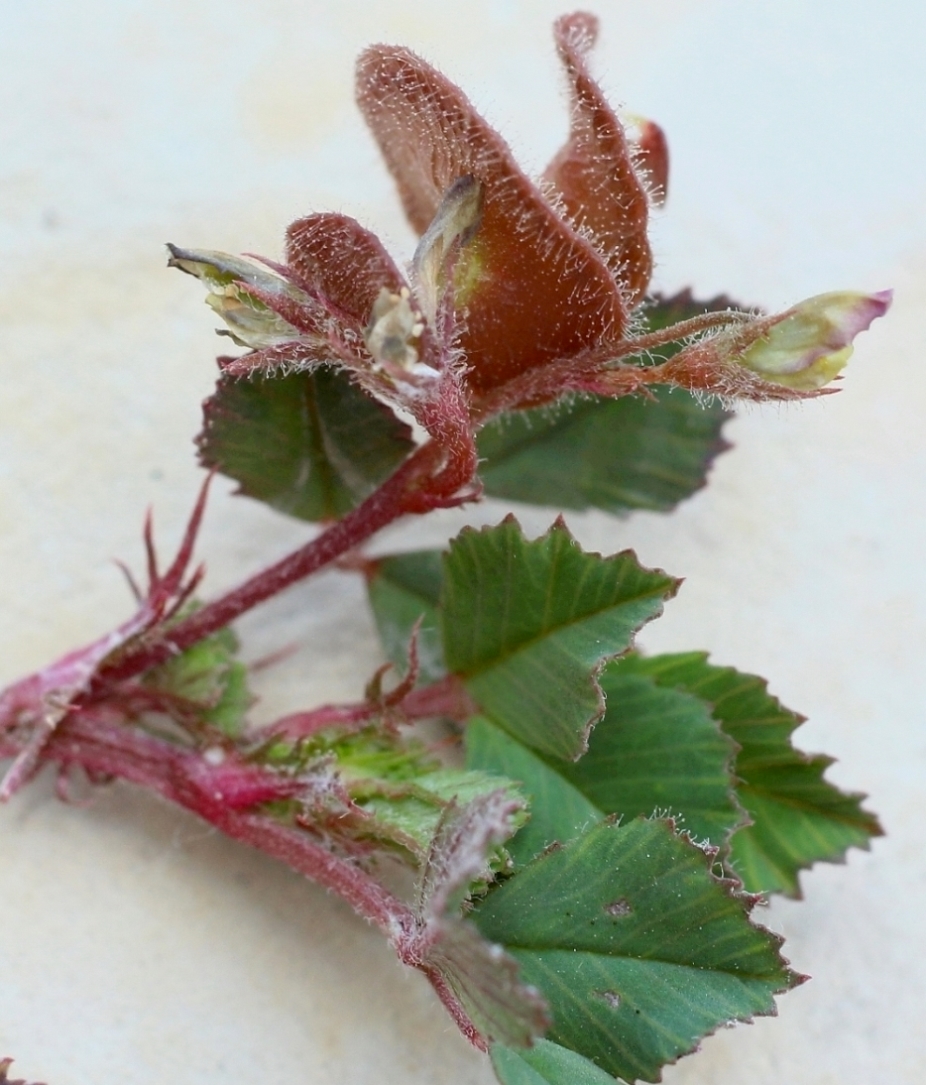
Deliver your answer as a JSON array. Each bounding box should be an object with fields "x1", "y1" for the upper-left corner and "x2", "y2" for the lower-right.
[
  {"x1": 353, "y1": 767, "x2": 525, "y2": 859},
  {"x1": 413, "y1": 791, "x2": 550, "y2": 1047},
  {"x1": 475, "y1": 818, "x2": 800, "y2": 1083},
  {"x1": 198, "y1": 366, "x2": 414, "y2": 521},
  {"x1": 617, "y1": 652, "x2": 883, "y2": 895},
  {"x1": 442, "y1": 518, "x2": 677, "y2": 760}
]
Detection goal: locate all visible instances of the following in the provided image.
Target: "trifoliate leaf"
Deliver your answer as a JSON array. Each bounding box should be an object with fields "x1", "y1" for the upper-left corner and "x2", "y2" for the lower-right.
[
  {"x1": 198, "y1": 366, "x2": 414, "y2": 522},
  {"x1": 474, "y1": 818, "x2": 801, "y2": 1083},
  {"x1": 476, "y1": 292, "x2": 736, "y2": 515},
  {"x1": 365, "y1": 550, "x2": 446, "y2": 683},
  {"x1": 442, "y1": 517, "x2": 678, "y2": 761},
  {"x1": 616, "y1": 652, "x2": 884, "y2": 896},
  {"x1": 466, "y1": 665, "x2": 743, "y2": 868}
]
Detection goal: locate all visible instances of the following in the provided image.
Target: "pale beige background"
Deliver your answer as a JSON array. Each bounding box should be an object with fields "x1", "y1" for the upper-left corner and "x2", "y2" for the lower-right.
[{"x1": 1, "y1": 2, "x2": 924, "y2": 1082}]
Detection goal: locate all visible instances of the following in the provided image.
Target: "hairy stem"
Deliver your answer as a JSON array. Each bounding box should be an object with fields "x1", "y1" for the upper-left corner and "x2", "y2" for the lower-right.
[
  {"x1": 265, "y1": 674, "x2": 477, "y2": 741},
  {"x1": 41, "y1": 713, "x2": 415, "y2": 935},
  {"x1": 97, "y1": 437, "x2": 473, "y2": 689},
  {"x1": 471, "y1": 308, "x2": 752, "y2": 423}
]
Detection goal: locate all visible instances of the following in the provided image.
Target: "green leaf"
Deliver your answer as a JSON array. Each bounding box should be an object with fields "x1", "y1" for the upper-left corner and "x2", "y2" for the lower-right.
[
  {"x1": 278, "y1": 719, "x2": 531, "y2": 870},
  {"x1": 197, "y1": 366, "x2": 414, "y2": 522},
  {"x1": 616, "y1": 652, "x2": 884, "y2": 896},
  {"x1": 365, "y1": 550, "x2": 446, "y2": 683},
  {"x1": 466, "y1": 715, "x2": 602, "y2": 870},
  {"x1": 477, "y1": 388, "x2": 729, "y2": 516},
  {"x1": 142, "y1": 626, "x2": 250, "y2": 736},
  {"x1": 476, "y1": 292, "x2": 737, "y2": 516},
  {"x1": 442, "y1": 518, "x2": 678, "y2": 761},
  {"x1": 475, "y1": 818, "x2": 800, "y2": 1084},
  {"x1": 561, "y1": 668, "x2": 743, "y2": 845},
  {"x1": 466, "y1": 666, "x2": 743, "y2": 868},
  {"x1": 491, "y1": 1039, "x2": 616, "y2": 1085}
]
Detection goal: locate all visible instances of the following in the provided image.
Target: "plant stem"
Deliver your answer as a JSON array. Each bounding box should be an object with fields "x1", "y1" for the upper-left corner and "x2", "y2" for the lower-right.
[
  {"x1": 97, "y1": 438, "x2": 466, "y2": 689},
  {"x1": 265, "y1": 674, "x2": 477, "y2": 740},
  {"x1": 43, "y1": 712, "x2": 415, "y2": 936},
  {"x1": 471, "y1": 308, "x2": 752, "y2": 423}
]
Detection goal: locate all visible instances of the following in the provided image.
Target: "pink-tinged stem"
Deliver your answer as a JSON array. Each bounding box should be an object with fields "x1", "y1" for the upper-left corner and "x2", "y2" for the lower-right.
[
  {"x1": 97, "y1": 437, "x2": 473, "y2": 689},
  {"x1": 266, "y1": 674, "x2": 477, "y2": 741},
  {"x1": 471, "y1": 308, "x2": 753, "y2": 423},
  {"x1": 421, "y1": 966, "x2": 487, "y2": 1051},
  {"x1": 5, "y1": 712, "x2": 489, "y2": 1049},
  {"x1": 43, "y1": 713, "x2": 414, "y2": 936}
]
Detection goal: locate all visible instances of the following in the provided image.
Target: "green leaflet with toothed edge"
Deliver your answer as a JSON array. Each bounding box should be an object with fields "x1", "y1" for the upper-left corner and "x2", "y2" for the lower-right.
[
  {"x1": 198, "y1": 366, "x2": 415, "y2": 522},
  {"x1": 614, "y1": 652, "x2": 883, "y2": 896},
  {"x1": 474, "y1": 818, "x2": 801, "y2": 1084},
  {"x1": 441, "y1": 518, "x2": 678, "y2": 761}
]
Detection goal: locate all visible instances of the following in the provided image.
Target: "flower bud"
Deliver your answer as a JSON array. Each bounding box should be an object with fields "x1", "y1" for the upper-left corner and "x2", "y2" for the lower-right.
[
  {"x1": 365, "y1": 286, "x2": 429, "y2": 376},
  {"x1": 737, "y1": 290, "x2": 892, "y2": 391},
  {"x1": 412, "y1": 174, "x2": 484, "y2": 325},
  {"x1": 167, "y1": 245, "x2": 314, "y2": 349}
]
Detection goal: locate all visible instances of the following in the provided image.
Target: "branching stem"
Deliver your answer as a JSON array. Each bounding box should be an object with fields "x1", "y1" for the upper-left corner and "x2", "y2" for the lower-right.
[
  {"x1": 40, "y1": 713, "x2": 415, "y2": 936},
  {"x1": 265, "y1": 674, "x2": 476, "y2": 741},
  {"x1": 96, "y1": 437, "x2": 475, "y2": 690},
  {"x1": 471, "y1": 308, "x2": 751, "y2": 423}
]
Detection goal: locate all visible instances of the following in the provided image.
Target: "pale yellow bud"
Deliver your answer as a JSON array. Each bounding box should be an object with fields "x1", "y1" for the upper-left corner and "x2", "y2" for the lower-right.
[
  {"x1": 167, "y1": 245, "x2": 313, "y2": 349},
  {"x1": 738, "y1": 290, "x2": 892, "y2": 391},
  {"x1": 412, "y1": 174, "x2": 484, "y2": 325}
]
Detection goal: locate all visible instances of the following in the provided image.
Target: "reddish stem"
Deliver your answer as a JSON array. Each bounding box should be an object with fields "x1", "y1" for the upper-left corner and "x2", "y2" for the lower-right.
[
  {"x1": 97, "y1": 436, "x2": 474, "y2": 689},
  {"x1": 1, "y1": 710, "x2": 491, "y2": 1048},
  {"x1": 44, "y1": 712, "x2": 414, "y2": 936},
  {"x1": 470, "y1": 308, "x2": 752, "y2": 423},
  {"x1": 266, "y1": 674, "x2": 477, "y2": 741}
]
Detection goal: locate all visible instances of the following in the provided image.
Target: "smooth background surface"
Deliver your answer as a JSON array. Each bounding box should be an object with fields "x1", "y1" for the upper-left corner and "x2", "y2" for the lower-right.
[{"x1": 2, "y1": 2, "x2": 924, "y2": 1082}]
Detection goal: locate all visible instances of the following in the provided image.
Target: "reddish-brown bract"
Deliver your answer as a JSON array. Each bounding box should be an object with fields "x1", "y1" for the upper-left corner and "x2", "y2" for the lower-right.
[
  {"x1": 543, "y1": 13, "x2": 654, "y2": 305},
  {"x1": 285, "y1": 213, "x2": 407, "y2": 326},
  {"x1": 632, "y1": 118, "x2": 669, "y2": 207},
  {"x1": 355, "y1": 39, "x2": 634, "y2": 396}
]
